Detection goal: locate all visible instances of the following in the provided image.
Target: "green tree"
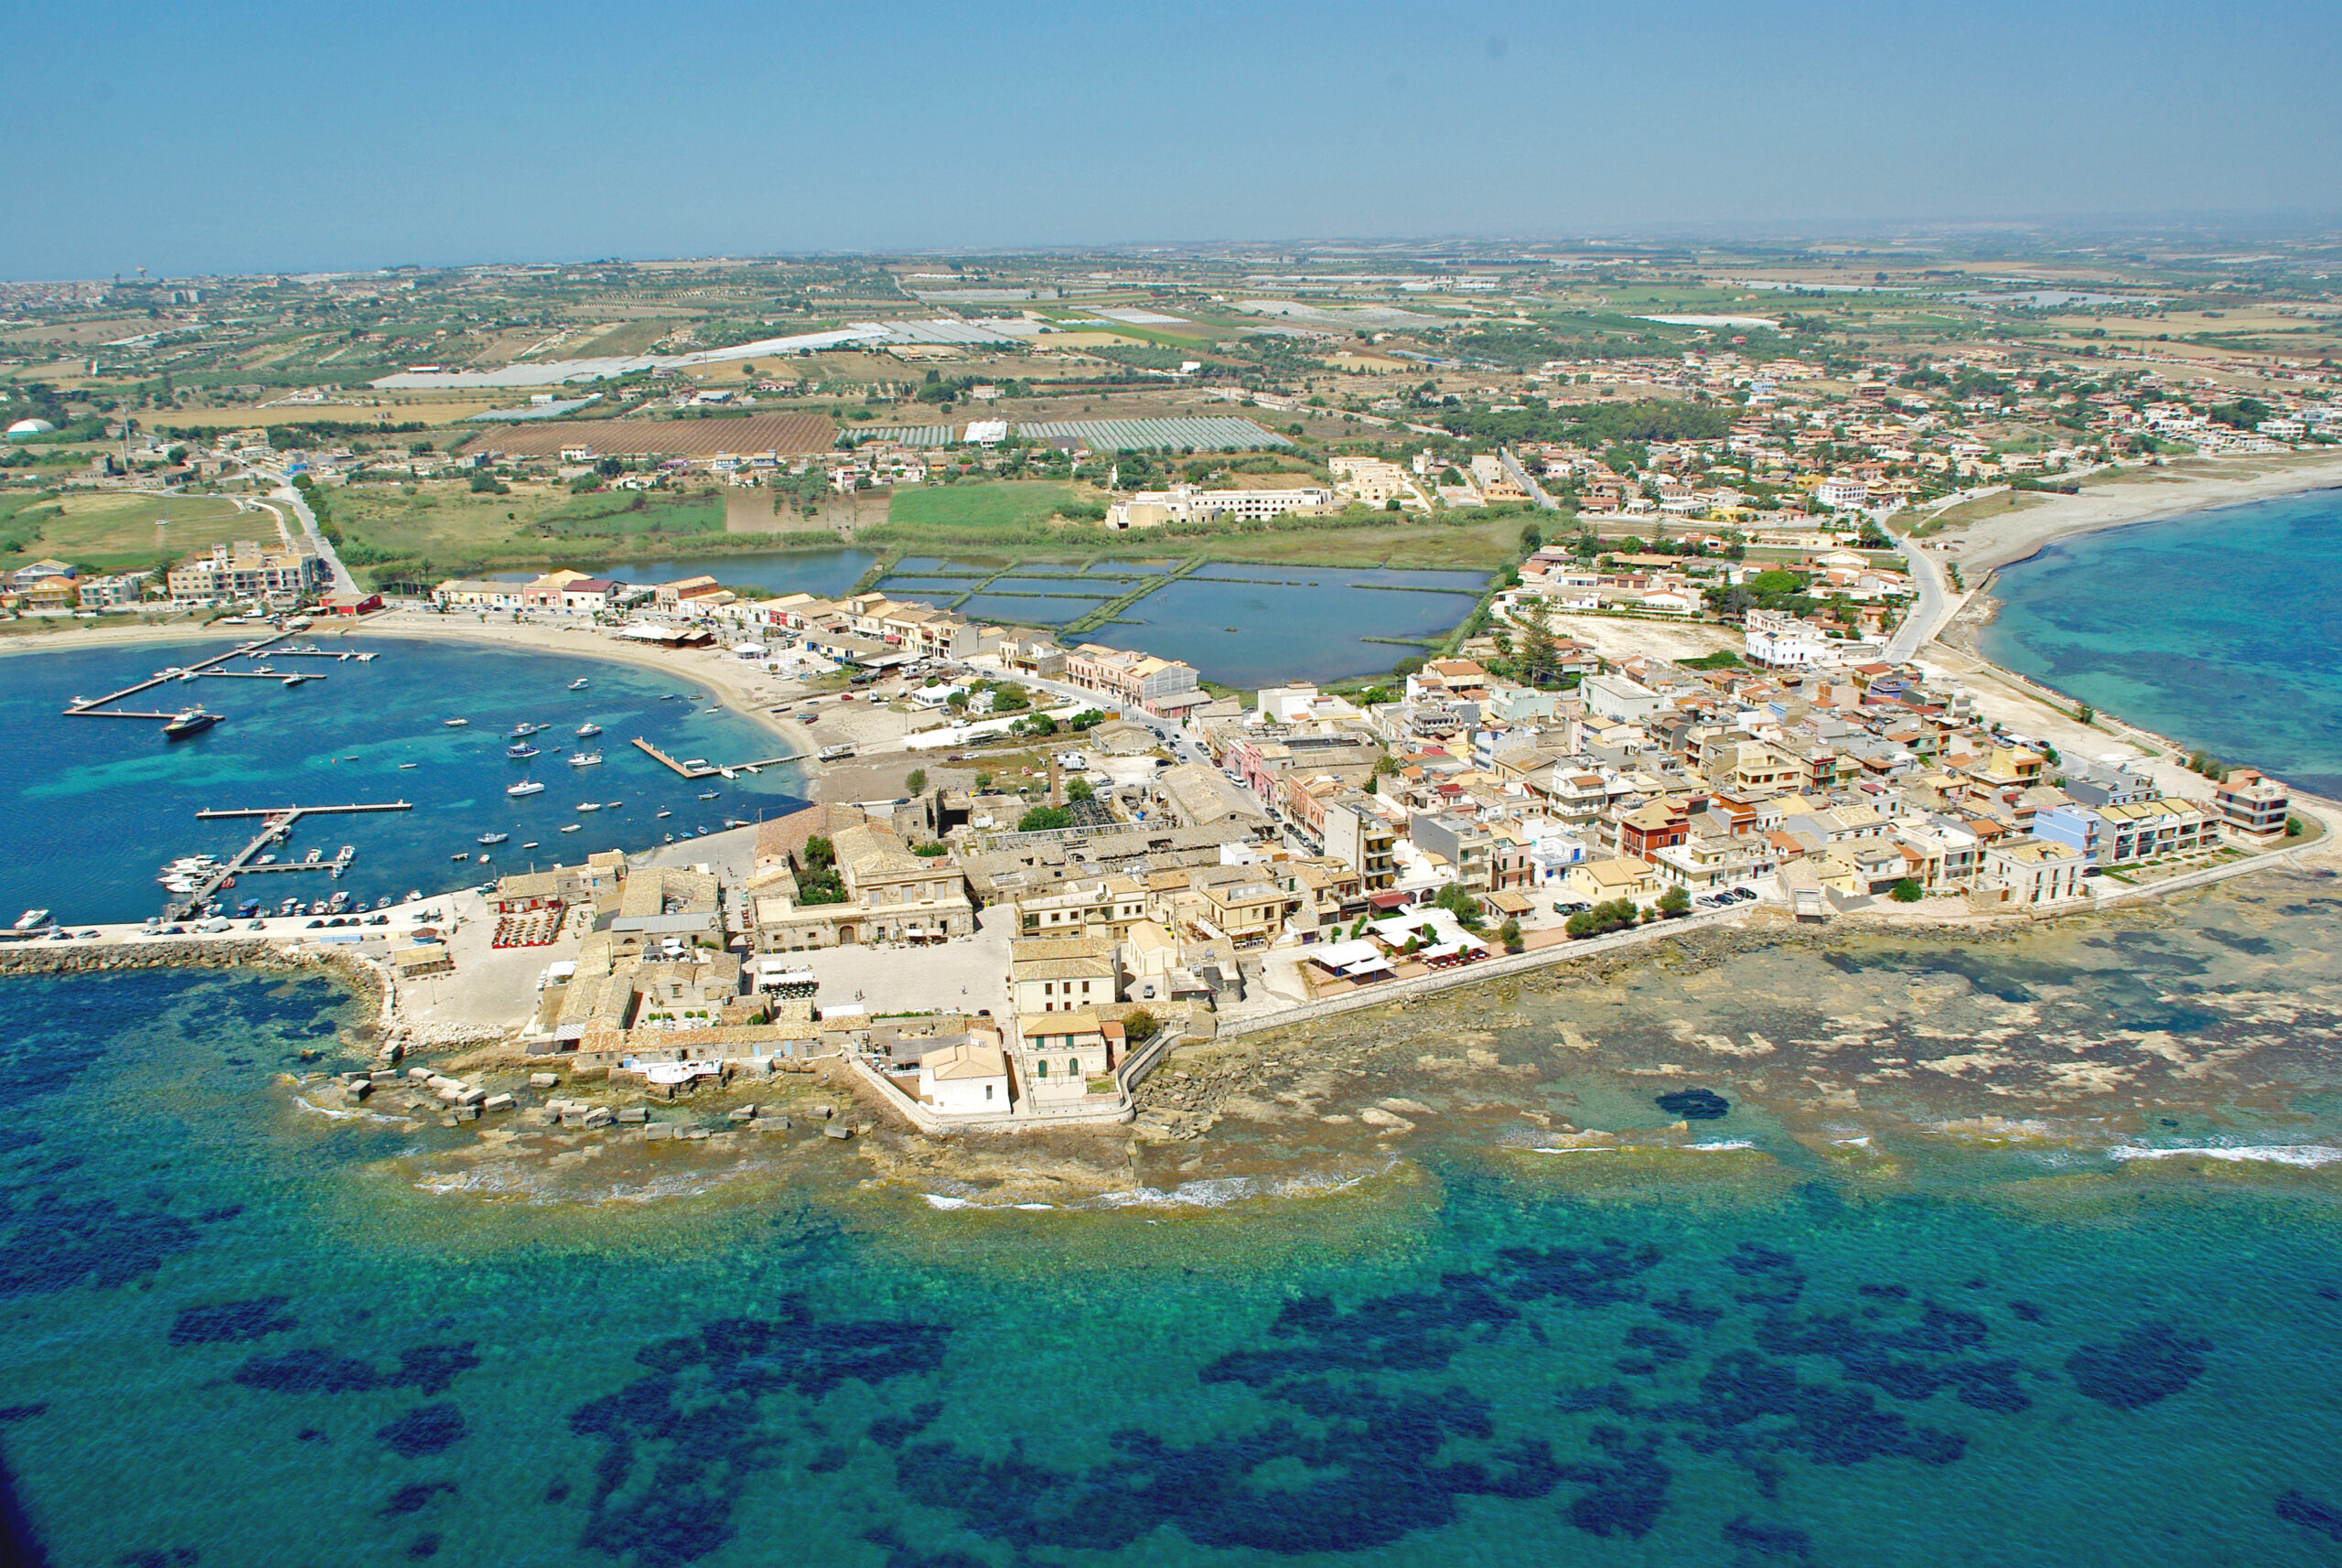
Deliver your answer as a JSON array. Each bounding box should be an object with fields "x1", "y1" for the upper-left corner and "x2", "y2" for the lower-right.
[
  {"x1": 1066, "y1": 776, "x2": 1095, "y2": 802},
  {"x1": 1657, "y1": 885, "x2": 1691, "y2": 916},
  {"x1": 905, "y1": 768, "x2": 927, "y2": 795},
  {"x1": 1889, "y1": 879, "x2": 1925, "y2": 903},
  {"x1": 1121, "y1": 1007, "x2": 1159, "y2": 1044},
  {"x1": 1017, "y1": 805, "x2": 1072, "y2": 832},
  {"x1": 1498, "y1": 916, "x2": 1523, "y2": 952},
  {"x1": 1511, "y1": 594, "x2": 1561, "y2": 688}
]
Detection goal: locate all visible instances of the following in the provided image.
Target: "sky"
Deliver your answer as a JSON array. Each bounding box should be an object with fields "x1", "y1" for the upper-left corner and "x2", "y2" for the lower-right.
[{"x1": 5, "y1": 0, "x2": 2338, "y2": 279}]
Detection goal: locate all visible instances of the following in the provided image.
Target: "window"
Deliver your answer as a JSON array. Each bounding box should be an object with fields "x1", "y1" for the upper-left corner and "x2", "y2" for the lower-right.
[
  {"x1": 1035, "y1": 1059, "x2": 1047, "y2": 1079},
  {"x1": 1067, "y1": 1058, "x2": 1080, "y2": 1077},
  {"x1": 984, "y1": 1084, "x2": 994, "y2": 1101}
]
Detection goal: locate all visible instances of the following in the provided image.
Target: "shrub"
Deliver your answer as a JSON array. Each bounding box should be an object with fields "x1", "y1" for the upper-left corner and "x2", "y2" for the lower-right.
[
  {"x1": 1657, "y1": 886, "x2": 1691, "y2": 916},
  {"x1": 1498, "y1": 917, "x2": 1522, "y2": 952},
  {"x1": 1017, "y1": 805, "x2": 1072, "y2": 832},
  {"x1": 1121, "y1": 1007, "x2": 1159, "y2": 1044},
  {"x1": 1889, "y1": 878, "x2": 1925, "y2": 903}
]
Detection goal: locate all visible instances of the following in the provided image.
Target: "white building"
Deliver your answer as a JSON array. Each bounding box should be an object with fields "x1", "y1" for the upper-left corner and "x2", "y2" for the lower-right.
[{"x1": 918, "y1": 1037, "x2": 1011, "y2": 1114}]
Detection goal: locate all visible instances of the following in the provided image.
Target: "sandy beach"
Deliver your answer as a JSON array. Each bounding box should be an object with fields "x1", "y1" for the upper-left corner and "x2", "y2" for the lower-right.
[{"x1": 1947, "y1": 452, "x2": 2342, "y2": 573}]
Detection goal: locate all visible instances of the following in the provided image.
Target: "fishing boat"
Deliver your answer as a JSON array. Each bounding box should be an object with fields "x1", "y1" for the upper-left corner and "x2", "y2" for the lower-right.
[
  {"x1": 507, "y1": 780, "x2": 546, "y2": 797},
  {"x1": 507, "y1": 742, "x2": 541, "y2": 759},
  {"x1": 697, "y1": 789, "x2": 718, "y2": 800},
  {"x1": 568, "y1": 678, "x2": 589, "y2": 691},
  {"x1": 575, "y1": 723, "x2": 602, "y2": 738},
  {"x1": 606, "y1": 800, "x2": 623, "y2": 809},
  {"x1": 450, "y1": 851, "x2": 470, "y2": 861},
  {"x1": 560, "y1": 823, "x2": 582, "y2": 833},
  {"x1": 719, "y1": 768, "x2": 736, "y2": 780},
  {"x1": 478, "y1": 832, "x2": 510, "y2": 845},
  {"x1": 510, "y1": 722, "x2": 543, "y2": 738},
  {"x1": 444, "y1": 718, "x2": 469, "y2": 727},
  {"x1": 281, "y1": 673, "x2": 308, "y2": 687},
  {"x1": 569, "y1": 751, "x2": 603, "y2": 768},
  {"x1": 576, "y1": 801, "x2": 603, "y2": 812}
]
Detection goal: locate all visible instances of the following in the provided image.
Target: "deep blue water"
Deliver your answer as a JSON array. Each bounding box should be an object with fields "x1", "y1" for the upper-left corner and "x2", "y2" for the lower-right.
[
  {"x1": 0, "y1": 637, "x2": 808, "y2": 925},
  {"x1": 5, "y1": 966, "x2": 2342, "y2": 1566},
  {"x1": 1982, "y1": 489, "x2": 2342, "y2": 797}
]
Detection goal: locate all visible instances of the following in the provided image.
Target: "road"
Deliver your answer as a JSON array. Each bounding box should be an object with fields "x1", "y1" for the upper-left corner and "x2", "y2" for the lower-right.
[
  {"x1": 1499, "y1": 446, "x2": 1562, "y2": 510},
  {"x1": 1885, "y1": 526, "x2": 1956, "y2": 663},
  {"x1": 262, "y1": 470, "x2": 360, "y2": 596}
]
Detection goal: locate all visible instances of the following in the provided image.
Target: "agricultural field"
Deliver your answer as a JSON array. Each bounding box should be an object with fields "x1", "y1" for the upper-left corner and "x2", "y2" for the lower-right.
[
  {"x1": 886, "y1": 481, "x2": 1087, "y2": 532},
  {"x1": 330, "y1": 479, "x2": 727, "y2": 580},
  {"x1": 4, "y1": 492, "x2": 265, "y2": 572}
]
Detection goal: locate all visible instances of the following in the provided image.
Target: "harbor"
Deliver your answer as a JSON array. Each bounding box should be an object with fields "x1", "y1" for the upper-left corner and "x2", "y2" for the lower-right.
[
  {"x1": 58, "y1": 626, "x2": 383, "y2": 734},
  {"x1": 161, "y1": 800, "x2": 414, "y2": 919}
]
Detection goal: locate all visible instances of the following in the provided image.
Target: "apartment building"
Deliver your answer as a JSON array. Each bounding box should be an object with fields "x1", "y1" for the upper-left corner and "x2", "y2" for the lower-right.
[{"x1": 167, "y1": 541, "x2": 328, "y2": 606}]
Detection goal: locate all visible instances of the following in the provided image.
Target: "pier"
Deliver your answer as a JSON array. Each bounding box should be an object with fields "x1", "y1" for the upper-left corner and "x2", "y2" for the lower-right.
[
  {"x1": 164, "y1": 800, "x2": 412, "y2": 918},
  {"x1": 630, "y1": 737, "x2": 802, "y2": 779},
  {"x1": 62, "y1": 627, "x2": 299, "y2": 718}
]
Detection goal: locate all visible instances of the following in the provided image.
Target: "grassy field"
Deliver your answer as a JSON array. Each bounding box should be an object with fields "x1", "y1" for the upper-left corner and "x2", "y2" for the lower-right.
[
  {"x1": 332, "y1": 480, "x2": 727, "y2": 578},
  {"x1": 887, "y1": 482, "x2": 1084, "y2": 531},
  {"x1": 5, "y1": 493, "x2": 263, "y2": 572},
  {"x1": 870, "y1": 480, "x2": 1522, "y2": 571}
]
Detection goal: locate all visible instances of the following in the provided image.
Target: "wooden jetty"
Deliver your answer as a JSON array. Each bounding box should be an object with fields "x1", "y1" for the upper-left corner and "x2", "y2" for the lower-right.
[{"x1": 630, "y1": 737, "x2": 802, "y2": 779}]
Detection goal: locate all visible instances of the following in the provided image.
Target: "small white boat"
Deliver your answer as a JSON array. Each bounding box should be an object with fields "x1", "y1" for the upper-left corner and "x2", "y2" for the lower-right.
[
  {"x1": 697, "y1": 790, "x2": 718, "y2": 800},
  {"x1": 575, "y1": 723, "x2": 602, "y2": 738},
  {"x1": 655, "y1": 809, "x2": 671, "y2": 819},
  {"x1": 507, "y1": 780, "x2": 545, "y2": 798},
  {"x1": 444, "y1": 718, "x2": 469, "y2": 727},
  {"x1": 450, "y1": 852, "x2": 471, "y2": 862},
  {"x1": 719, "y1": 768, "x2": 736, "y2": 780},
  {"x1": 560, "y1": 823, "x2": 582, "y2": 833},
  {"x1": 478, "y1": 832, "x2": 509, "y2": 845},
  {"x1": 569, "y1": 678, "x2": 589, "y2": 691},
  {"x1": 576, "y1": 801, "x2": 603, "y2": 812},
  {"x1": 569, "y1": 751, "x2": 603, "y2": 768},
  {"x1": 704, "y1": 707, "x2": 722, "y2": 715},
  {"x1": 606, "y1": 800, "x2": 623, "y2": 809},
  {"x1": 521, "y1": 842, "x2": 539, "y2": 850},
  {"x1": 475, "y1": 854, "x2": 490, "y2": 865},
  {"x1": 398, "y1": 762, "x2": 418, "y2": 769},
  {"x1": 744, "y1": 764, "x2": 760, "y2": 775}
]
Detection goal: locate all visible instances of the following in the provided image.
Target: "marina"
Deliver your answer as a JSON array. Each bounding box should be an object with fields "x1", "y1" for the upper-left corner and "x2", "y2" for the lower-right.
[
  {"x1": 162, "y1": 800, "x2": 414, "y2": 918},
  {"x1": 55, "y1": 628, "x2": 384, "y2": 730}
]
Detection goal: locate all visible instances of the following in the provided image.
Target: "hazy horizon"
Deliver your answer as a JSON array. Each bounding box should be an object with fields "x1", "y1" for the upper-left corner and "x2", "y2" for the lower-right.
[{"x1": 6, "y1": 0, "x2": 2338, "y2": 281}]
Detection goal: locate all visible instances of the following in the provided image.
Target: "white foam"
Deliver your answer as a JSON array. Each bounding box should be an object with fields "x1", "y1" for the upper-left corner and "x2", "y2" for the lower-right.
[
  {"x1": 1531, "y1": 1144, "x2": 1617, "y2": 1155},
  {"x1": 921, "y1": 1193, "x2": 973, "y2": 1210},
  {"x1": 1687, "y1": 1140, "x2": 1756, "y2": 1152},
  {"x1": 2109, "y1": 1144, "x2": 2342, "y2": 1168}
]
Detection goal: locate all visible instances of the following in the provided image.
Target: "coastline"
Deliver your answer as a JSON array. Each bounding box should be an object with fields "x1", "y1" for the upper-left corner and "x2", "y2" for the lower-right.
[
  {"x1": 0, "y1": 607, "x2": 822, "y2": 789},
  {"x1": 1945, "y1": 451, "x2": 2342, "y2": 574}
]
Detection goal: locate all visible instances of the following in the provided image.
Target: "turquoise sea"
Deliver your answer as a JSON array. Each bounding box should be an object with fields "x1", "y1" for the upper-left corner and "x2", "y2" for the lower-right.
[
  {"x1": 1981, "y1": 488, "x2": 2342, "y2": 797},
  {"x1": 5, "y1": 611, "x2": 2342, "y2": 1565},
  {"x1": 0, "y1": 637, "x2": 809, "y2": 926},
  {"x1": 5, "y1": 940, "x2": 2342, "y2": 1568}
]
